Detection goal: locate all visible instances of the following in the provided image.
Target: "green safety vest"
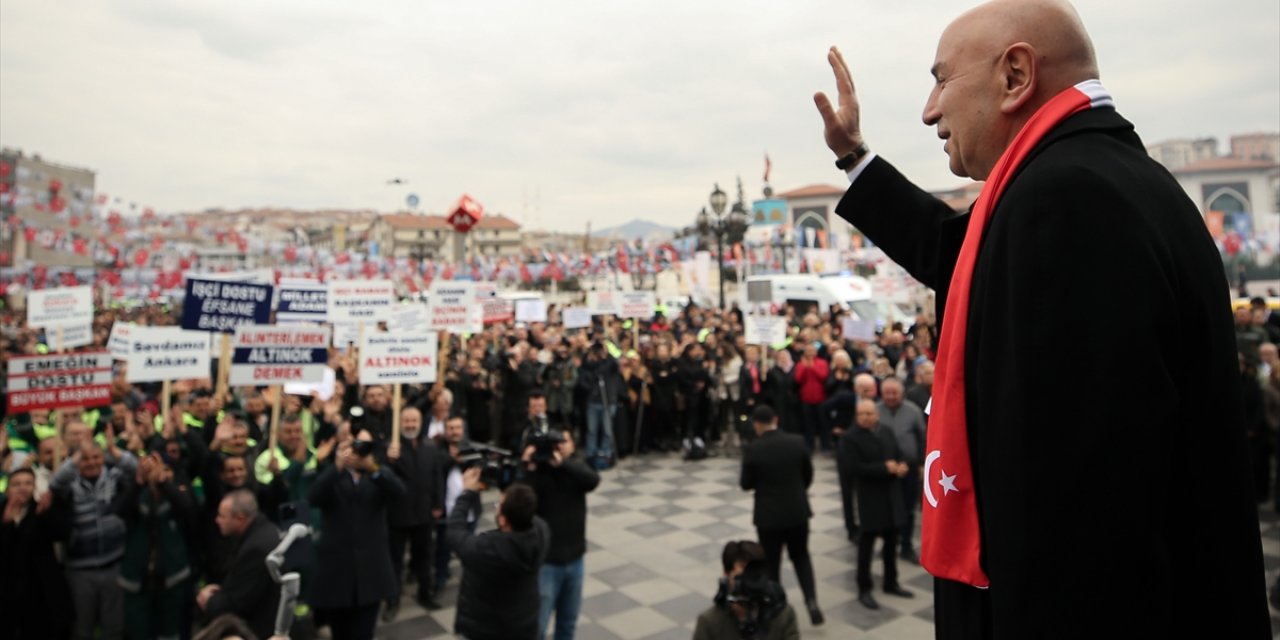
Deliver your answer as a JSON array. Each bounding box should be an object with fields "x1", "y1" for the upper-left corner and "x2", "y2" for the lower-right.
[
  {"x1": 153, "y1": 410, "x2": 224, "y2": 433},
  {"x1": 254, "y1": 446, "x2": 319, "y2": 486}
]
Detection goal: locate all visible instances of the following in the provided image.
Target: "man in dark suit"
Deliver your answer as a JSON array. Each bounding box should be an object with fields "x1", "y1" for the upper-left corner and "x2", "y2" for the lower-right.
[
  {"x1": 383, "y1": 406, "x2": 445, "y2": 621},
  {"x1": 199, "y1": 489, "x2": 282, "y2": 640},
  {"x1": 813, "y1": 0, "x2": 1268, "y2": 637},
  {"x1": 308, "y1": 431, "x2": 406, "y2": 640},
  {"x1": 739, "y1": 405, "x2": 822, "y2": 626},
  {"x1": 838, "y1": 400, "x2": 914, "y2": 610}
]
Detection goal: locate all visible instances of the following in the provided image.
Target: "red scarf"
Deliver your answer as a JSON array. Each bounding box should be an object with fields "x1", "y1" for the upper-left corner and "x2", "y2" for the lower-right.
[{"x1": 921, "y1": 80, "x2": 1112, "y2": 588}]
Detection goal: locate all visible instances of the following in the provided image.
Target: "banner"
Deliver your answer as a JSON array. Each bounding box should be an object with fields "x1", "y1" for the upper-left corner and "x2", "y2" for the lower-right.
[
  {"x1": 126, "y1": 327, "x2": 212, "y2": 383},
  {"x1": 744, "y1": 316, "x2": 788, "y2": 346},
  {"x1": 426, "y1": 282, "x2": 481, "y2": 334},
  {"x1": 561, "y1": 307, "x2": 593, "y2": 329},
  {"x1": 27, "y1": 286, "x2": 93, "y2": 331},
  {"x1": 327, "y1": 279, "x2": 396, "y2": 323},
  {"x1": 181, "y1": 278, "x2": 274, "y2": 333},
  {"x1": 618, "y1": 291, "x2": 656, "y2": 319},
  {"x1": 229, "y1": 325, "x2": 330, "y2": 386},
  {"x1": 6, "y1": 351, "x2": 113, "y2": 413},
  {"x1": 359, "y1": 331, "x2": 438, "y2": 385},
  {"x1": 275, "y1": 282, "x2": 328, "y2": 323}
]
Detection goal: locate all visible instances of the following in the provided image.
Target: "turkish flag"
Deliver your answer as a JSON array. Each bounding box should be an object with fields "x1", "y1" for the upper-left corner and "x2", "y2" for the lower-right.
[
  {"x1": 284, "y1": 246, "x2": 298, "y2": 263},
  {"x1": 24, "y1": 227, "x2": 36, "y2": 243},
  {"x1": 519, "y1": 261, "x2": 532, "y2": 284},
  {"x1": 134, "y1": 249, "x2": 150, "y2": 267}
]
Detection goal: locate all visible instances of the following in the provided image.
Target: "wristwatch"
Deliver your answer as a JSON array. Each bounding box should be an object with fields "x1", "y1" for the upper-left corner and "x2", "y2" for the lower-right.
[{"x1": 835, "y1": 143, "x2": 870, "y2": 171}]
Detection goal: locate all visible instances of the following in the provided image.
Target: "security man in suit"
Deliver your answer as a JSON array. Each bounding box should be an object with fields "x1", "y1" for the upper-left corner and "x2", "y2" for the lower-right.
[{"x1": 739, "y1": 405, "x2": 822, "y2": 626}]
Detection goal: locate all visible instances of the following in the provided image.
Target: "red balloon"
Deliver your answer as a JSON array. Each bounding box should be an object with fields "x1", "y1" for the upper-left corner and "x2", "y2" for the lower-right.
[
  {"x1": 23, "y1": 228, "x2": 36, "y2": 242},
  {"x1": 51, "y1": 197, "x2": 67, "y2": 213},
  {"x1": 284, "y1": 246, "x2": 298, "y2": 262},
  {"x1": 151, "y1": 236, "x2": 164, "y2": 250},
  {"x1": 48, "y1": 179, "x2": 62, "y2": 194},
  {"x1": 134, "y1": 249, "x2": 150, "y2": 266}
]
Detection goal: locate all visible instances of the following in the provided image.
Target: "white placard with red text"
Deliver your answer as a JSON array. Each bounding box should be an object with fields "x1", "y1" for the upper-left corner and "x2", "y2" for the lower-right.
[
  {"x1": 359, "y1": 331, "x2": 438, "y2": 385},
  {"x1": 326, "y1": 279, "x2": 396, "y2": 323},
  {"x1": 6, "y1": 351, "x2": 113, "y2": 413},
  {"x1": 426, "y1": 282, "x2": 481, "y2": 334},
  {"x1": 229, "y1": 325, "x2": 331, "y2": 386}
]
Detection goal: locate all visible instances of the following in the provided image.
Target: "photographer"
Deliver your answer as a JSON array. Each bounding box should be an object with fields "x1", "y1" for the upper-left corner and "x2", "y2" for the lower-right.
[
  {"x1": 576, "y1": 341, "x2": 621, "y2": 470},
  {"x1": 519, "y1": 427, "x2": 600, "y2": 640},
  {"x1": 448, "y1": 467, "x2": 549, "y2": 640},
  {"x1": 693, "y1": 541, "x2": 799, "y2": 640},
  {"x1": 308, "y1": 430, "x2": 405, "y2": 640}
]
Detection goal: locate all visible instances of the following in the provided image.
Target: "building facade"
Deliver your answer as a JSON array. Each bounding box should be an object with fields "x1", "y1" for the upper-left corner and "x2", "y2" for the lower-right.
[{"x1": 0, "y1": 149, "x2": 96, "y2": 268}]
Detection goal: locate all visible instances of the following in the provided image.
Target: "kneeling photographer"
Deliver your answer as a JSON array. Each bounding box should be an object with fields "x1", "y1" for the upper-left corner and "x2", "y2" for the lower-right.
[
  {"x1": 448, "y1": 466, "x2": 549, "y2": 640},
  {"x1": 519, "y1": 421, "x2": 600, "y2": 640},
  {"x1": 694, "y1": 541, "x2": 799, "y2": 640}
]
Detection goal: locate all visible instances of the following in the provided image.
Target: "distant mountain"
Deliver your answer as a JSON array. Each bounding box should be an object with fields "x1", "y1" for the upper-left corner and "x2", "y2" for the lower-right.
[{"x1": 595, "y1": 219, "x2": 677, "y2": 241}]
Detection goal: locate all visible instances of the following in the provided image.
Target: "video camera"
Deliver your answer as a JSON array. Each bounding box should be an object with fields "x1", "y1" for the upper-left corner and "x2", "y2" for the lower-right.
[
  {"x1": 527, "y1": 416, "x2": 565, "y2": 465},
  {"x1": 457, "y1": 444, "x2": 518, "y2": 489},
  {"x1": 721, "y1": 561, "x2": 787, "y2": 640}
]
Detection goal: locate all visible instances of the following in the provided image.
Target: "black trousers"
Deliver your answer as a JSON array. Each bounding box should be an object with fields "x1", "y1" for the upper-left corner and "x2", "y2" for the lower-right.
[
  {"x1": 389, "y1": 523, "x2": 433, "y2": 601},
  {"x1": 899, "y1": 468, "x2": 920, "y2": 552},
  {"x1": 836, "y1": 464, "x2": 859, "y2": 539},
  {"x1": 320, "y1": 602, "x2": 380, "y2": 640},
  {"x1": 757, "y1": 524, "x2": 818, "y2": 603},
  {"x1": 856, "y1": 529, "x2": 900, "y2": 593}
]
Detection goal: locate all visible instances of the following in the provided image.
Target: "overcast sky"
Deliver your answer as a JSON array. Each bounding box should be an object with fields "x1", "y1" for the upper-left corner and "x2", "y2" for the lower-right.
[{"x1": 2, "y1": 0, "x2": 1277, "y2": 232}]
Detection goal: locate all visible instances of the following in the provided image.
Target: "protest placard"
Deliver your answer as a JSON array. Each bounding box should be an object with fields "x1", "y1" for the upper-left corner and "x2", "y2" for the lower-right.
[
  {"x1": 515, "y1": 298, "x2": 548, "y2": 323},
  {"x1": 284, "y1": 367, "x2": 337, "y2": 402},
  {"x1": 126, "y1": 327, "x2": 212, "y2": 383},
  {"x1": 359, "y1": 331, "x2": 438, "y2": 385},
  {"x1": 327, "y1": 279, "x2": 396, "y2": 323},
  {"x1": 181, "y1": 277, "x2": 274, "y2": 333},
  {"x1": 108, "y1": 322, "x2": 134, "y2": 360},
  {"x1": 745, "y1": 315, "x2": 788, "y2": 346},
  {"x1": 842, "y1": 317, "x2": 877, "y2": 342},
  {"x1": 562, "y1": 307, "x2": 593, "y2": 329},
  {"x1": 331, "y1": 322, "x2": 361, "y2": 348},
  {"x1": 619, "y1": 291, "x2": 657, "y2": 319},
  {"x1": 229, "y1": 325, "x2": 330, "y2": 386},
  {"x1": 476, "y1": 283, "x2": 514, "y2": 324},
  {"x1": 6, "y1": 351, "x2": 113, "y2": 413},
  {"x1": 27, "y1": 286, "x2": 93, "y2": 349},
  {"x1": 388, "y1": 302, "x2": 429, "y2": 333},
  {"x1": 426, "y1": 282, "x2": 480, "y2": 334},
  {"x1": 587, "y1": 290, "x2": 621, "y2": 316},
  {"x1": 275, "y1": 281, "x2": 328, "y2": 322},
  {"x1": 27, "y1": 286, "x2": 93, "y2": 329}
]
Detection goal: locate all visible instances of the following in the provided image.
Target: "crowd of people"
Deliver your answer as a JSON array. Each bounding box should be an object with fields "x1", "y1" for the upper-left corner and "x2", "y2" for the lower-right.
[{"x1": 0, "y1": 286, "x2": 955, "y2": 639}]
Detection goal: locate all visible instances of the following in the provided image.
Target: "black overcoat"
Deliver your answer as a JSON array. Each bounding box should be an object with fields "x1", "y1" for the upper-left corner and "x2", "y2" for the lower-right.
[
  {"x1": 739, "y1": 429, "x2": 813, "y2": 530},
  {"x1": 307, "y1": 465, "x2": 406, "y2": 609},
  {"x1": 837, "y1": 107, "x2": 1268, "y2": 638},
  {"x1": 837, "y1": 425, "x2": 905, "y2": 533}
]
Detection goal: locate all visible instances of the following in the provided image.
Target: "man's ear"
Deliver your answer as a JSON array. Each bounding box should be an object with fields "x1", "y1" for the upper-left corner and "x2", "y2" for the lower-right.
[{"x1": 999, "y1": 42, "x2": 1038, "y2": 114}]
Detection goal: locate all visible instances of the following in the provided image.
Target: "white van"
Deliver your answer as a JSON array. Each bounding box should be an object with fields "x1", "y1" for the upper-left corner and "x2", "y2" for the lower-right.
[{"x1": 743, "y1": 274, "x2": 881, "y2": 321}]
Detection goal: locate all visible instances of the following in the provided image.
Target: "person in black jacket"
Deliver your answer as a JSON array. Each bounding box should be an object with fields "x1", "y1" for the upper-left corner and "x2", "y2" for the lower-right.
[
  {"x1": 0, "y1": 468, "x2": 73, "y2": 640},
  {"x1": 449, "y1": 468, "x2": 549, "y2": 640},
  {"x1": 677, "y1": 342, "x2": 714, "y2": 450},
  {"x1": 383, "y1": 406, "x2": 445, "y2": 621},
  {"x1": 838, "y1": 400, "x2": 913, "y2": 611},
  {"x1": 647, "y1": 343, "x2": 681, "y2": 452},
  {"x1": 577, "y1": 342, "x2": 622, "y2": 469},
  {"x1": 737, "y1": 345, "x2": 767, "y2": 445},
  {"x1": 519, "y1": 428, "x2": 600, "y2": 640},
  {"x1": 308, "y1": 430, "x2": 406, "y2": 640},
  {"x1": 739, "y1": 405, "x2": 822, "y2": 626},
  {"x1": 198, "y1": 489, "x2": 282, "y2": 640},
  {"x1": 763, "y1": 348, "x2": 801, "y2": 437}
]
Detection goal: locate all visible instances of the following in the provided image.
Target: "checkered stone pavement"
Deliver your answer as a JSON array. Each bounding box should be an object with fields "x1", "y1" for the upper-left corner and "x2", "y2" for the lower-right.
[{"x1": 377, "y1": 450, "x2": 938, "y2": 639}]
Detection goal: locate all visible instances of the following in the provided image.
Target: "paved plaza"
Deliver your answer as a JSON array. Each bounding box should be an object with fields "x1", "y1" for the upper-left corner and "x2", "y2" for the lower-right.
[{"x1": 376, "y1": 449, "x2": 1280, "y2": 639}]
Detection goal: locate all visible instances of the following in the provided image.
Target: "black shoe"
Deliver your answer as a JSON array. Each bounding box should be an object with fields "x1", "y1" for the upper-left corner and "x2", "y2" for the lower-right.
[
  {"x1": 417, "y1": 595, "x2": 443, "y2": 610},
  {"x1": 884, "y1": 585, "x2": 915, "y2": 599},
  {"x1": 900, "y1": 548, "x2": 919, "y2": 564},
  {"x1": 380, "y1": 600, "x2": 400, "y2": 623},
  {"x1": 858, "y1": 592, "x2": 880, "y2": 610},
  {"x1": 805, "y1": 599, "x2": 824, "y2": 626}
]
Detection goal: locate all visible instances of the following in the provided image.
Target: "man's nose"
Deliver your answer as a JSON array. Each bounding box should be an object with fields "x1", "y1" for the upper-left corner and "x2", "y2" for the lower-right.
[{"x1": 922, "y1": 87, "x2": 941, "y2": 126}]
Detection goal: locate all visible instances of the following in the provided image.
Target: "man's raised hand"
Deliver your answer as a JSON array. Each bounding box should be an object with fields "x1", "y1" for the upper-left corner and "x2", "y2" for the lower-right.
[{"x1": 813, "y1": 46, "x2": 865, "y2": 159}]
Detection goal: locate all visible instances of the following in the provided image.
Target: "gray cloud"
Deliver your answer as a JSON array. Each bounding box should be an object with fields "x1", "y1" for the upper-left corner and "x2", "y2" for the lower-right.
[{"x1": 1, "y1": 0, "x2": 1276, "y2": 232}]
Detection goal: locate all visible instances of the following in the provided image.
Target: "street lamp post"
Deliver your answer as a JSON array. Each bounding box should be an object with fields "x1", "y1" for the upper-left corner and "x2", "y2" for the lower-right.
[{"x1": 699, "y1": 183, "x2": 750, "y2": 309}]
